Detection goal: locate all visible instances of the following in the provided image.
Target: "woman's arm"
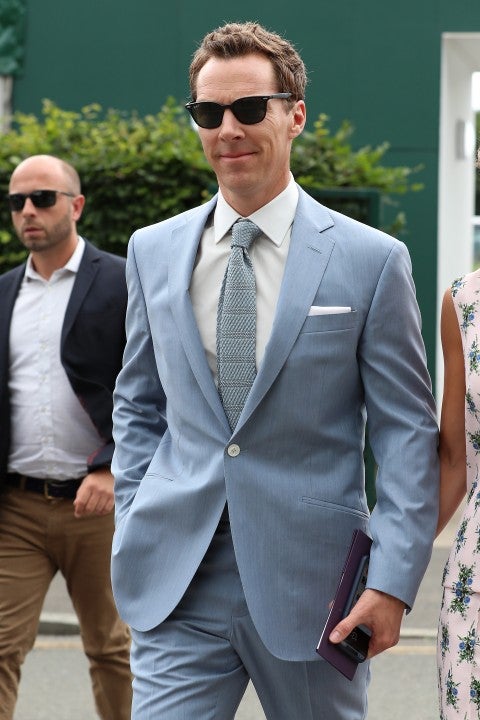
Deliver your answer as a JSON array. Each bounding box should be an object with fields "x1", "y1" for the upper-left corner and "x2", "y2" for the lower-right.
[{"x1": 436, "y1": 287, "x2": 467, "y2": 535}]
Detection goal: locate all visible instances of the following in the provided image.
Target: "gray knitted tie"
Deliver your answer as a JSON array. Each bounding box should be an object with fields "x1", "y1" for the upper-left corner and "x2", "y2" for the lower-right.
[{"x1": 217, "y1": 219, "x2": 262, "y2": 431}]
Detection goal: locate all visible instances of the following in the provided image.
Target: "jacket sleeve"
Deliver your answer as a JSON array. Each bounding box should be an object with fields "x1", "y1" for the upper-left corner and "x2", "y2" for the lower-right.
[
  {"x1": 87, "y1": 441, "x2": 114, "y2": 472},
  {"x1": 359, "y1": 241, "x2": 439, "y2": 609},
  {"x1": 111, "y1": 234, "x2": 168, "y2": 525}
]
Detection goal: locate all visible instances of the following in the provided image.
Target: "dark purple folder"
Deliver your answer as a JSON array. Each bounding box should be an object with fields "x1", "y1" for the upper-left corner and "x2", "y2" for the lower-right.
[{"x1": 316, "y1": 528, "x2": 372, "y2": 680}]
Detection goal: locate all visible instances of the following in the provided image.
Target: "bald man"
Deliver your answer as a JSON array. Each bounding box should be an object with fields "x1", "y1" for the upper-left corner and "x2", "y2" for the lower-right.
[{"x1": 0, "y1": 155, "x2": 132, "y2": 719}]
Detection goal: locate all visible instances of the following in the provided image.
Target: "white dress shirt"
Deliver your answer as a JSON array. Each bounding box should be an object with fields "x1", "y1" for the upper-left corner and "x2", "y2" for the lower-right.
[
  {"x1": 190, "y1": 175, "x2": 299, "y2": 384},
  {"x1": 7, "y1": 236, "x2": 103, "y2": 480}
]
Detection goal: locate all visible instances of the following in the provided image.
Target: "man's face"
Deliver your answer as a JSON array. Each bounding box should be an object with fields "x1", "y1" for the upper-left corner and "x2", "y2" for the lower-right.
[
  {"x1": 195, "y1": 53, "x2": 306, "y2": 215},
  {"x1": 8, "y1": 158, "x2": 83, "y2": 255}
]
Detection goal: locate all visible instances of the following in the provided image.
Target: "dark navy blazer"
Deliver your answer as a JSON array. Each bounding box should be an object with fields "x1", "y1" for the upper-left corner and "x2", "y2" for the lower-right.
[{"x1": 0, "y1": 239, "x2": 127, "y2": 487}]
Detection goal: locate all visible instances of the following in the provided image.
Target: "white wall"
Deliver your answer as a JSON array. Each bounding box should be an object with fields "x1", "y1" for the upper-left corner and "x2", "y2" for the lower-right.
[{"x1": 0, "y1": 75, "x2": 12, "y2": 132}]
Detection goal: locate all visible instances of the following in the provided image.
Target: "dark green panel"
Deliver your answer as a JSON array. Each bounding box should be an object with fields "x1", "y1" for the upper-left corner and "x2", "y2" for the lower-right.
[
  {"x1": 14, "y1": 1, "x2": 184, "y2": 113},
  {"x1": 347, "y1": 8, "x2": 442, "y2": 150},
  {"x1": 439, "y1": 0, "x2": 480, "y2": 29},
  {"x1": 0, "y1": 0, "x2": 26, "y2": 76}
]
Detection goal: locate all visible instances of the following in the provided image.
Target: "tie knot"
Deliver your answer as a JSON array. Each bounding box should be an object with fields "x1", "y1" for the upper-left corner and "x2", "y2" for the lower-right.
[{"x1": 231, "y1": 219, "x2": 262, "y2": 251}]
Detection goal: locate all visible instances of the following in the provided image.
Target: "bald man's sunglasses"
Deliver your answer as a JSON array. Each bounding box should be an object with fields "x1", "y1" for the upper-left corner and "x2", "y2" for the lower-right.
[
  {"x1": 7, "y1": 189, "x2": 75, "y2": 212},
  {"x1": 185, "y1": 93, "x2": 292, "y2": 129}
]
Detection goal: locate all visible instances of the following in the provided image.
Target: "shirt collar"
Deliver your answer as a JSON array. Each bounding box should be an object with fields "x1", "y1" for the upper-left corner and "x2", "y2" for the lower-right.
[
  {"x1": 213, "y1": 174, "x2": 299, "y2": 247},
  {"x1": 25, "y1": 236, "x2": 85, "y2": 280}
]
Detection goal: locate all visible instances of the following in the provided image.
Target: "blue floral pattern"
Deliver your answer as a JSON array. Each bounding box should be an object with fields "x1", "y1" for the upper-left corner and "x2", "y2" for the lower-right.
[{"x1": 438, "y1": 271, "x2": 480, "y2": 718}]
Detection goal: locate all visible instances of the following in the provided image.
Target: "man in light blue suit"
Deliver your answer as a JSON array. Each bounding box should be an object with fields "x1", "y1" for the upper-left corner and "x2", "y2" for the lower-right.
[{"x1": 111, "y1": 21, "x2": 439, "y2": 719}]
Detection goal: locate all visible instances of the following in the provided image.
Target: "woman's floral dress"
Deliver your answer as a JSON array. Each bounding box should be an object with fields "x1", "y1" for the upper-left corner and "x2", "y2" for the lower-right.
[{"x1": 438, "y1": 270, "x2": 480, "y2": 719}]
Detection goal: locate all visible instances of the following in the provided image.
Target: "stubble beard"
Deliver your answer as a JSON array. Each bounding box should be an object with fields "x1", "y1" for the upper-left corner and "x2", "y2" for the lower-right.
[{"x1": 18, "y1": 213, "x2": 72, "y2": 253}]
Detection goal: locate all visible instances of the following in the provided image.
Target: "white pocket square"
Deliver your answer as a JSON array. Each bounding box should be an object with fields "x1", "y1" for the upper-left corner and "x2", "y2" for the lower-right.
[{"x1": 308, "y1": 305, "x2": 352, "y2": 316}]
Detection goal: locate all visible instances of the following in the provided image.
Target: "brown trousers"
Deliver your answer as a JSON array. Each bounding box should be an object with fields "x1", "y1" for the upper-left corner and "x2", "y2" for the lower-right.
[{"x1": 0, "y1": 487, "x2": 132, "y2": 720}]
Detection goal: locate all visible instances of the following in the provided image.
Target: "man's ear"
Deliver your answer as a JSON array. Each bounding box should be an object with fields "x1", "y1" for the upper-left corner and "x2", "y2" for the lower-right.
[
  {"x1": 289, "y1": 100, "x2": 306, "y2": 139},
  {"x1": 72, "y1": 194, "x2": 86, "y2": 222}
]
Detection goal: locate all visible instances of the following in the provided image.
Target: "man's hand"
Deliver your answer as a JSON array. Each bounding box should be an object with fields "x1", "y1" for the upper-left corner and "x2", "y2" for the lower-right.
[
  {"x1": 73, "y1": 467, "x2": 115, "y2": 519},
  {"x1": 328, "y1": 588, "x2": 406, "y2": 658}
]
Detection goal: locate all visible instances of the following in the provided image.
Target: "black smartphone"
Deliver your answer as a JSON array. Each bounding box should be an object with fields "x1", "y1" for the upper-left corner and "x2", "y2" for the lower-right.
[{"x1": 338, "y1": 554, "x2": 371, "y2": 663}]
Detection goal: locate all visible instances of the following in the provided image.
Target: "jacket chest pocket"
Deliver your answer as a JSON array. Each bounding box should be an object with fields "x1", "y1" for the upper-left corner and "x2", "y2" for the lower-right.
[{"x1": 299, "y1": 310, "x2": 359, "y2": 334}]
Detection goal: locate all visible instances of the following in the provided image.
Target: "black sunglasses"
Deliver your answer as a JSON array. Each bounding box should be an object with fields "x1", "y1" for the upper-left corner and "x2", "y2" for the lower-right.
[
  {"x1": 185, "y1": 93, "x2": 292, "y2": 129},
  {"x1": 6, "y1": 189, "x2": 75, "y2": 212}
]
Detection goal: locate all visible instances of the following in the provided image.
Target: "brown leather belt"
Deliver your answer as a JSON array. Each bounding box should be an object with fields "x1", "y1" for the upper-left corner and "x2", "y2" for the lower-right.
[{"x1": 5, "y1": 473, "x2": 83, "y2": 500}]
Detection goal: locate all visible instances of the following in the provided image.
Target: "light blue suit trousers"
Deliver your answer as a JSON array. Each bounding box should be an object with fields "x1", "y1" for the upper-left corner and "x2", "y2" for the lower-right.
[{"x1": 130, "y1": 513, "x2": 370, "y2": 719}]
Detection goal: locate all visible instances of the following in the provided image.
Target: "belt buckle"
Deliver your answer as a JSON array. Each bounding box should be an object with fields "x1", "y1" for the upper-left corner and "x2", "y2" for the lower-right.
[{"x1": 43, "y1": 482, "x2": 57, "y2": 501}]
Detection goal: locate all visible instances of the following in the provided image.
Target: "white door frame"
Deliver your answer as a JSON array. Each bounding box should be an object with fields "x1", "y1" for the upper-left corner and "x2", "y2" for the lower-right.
[{"x1": 436, "y1": 33, "x2": 480, "y2": 404}]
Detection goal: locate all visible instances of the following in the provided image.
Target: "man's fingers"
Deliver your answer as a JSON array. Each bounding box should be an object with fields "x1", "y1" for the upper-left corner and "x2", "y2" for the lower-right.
[{"x1": 329, "y1": 619, "x2": 355, "y2": 644}]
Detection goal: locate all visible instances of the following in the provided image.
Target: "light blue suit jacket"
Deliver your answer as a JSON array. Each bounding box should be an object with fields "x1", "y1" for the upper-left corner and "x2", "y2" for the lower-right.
[{"x1": 111, "y1": 186, "x2": 439, "y2": 661}]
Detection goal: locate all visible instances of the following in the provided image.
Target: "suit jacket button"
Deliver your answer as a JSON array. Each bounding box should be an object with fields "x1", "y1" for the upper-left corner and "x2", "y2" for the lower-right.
[{"x1": 227, "y1": 444, "x2": 240, "y2": 457}]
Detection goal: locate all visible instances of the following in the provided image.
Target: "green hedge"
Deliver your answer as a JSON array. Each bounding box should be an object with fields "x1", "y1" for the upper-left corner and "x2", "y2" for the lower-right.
[{"x1": 0, "y1": 100, "x2": 422, "y2": 273}]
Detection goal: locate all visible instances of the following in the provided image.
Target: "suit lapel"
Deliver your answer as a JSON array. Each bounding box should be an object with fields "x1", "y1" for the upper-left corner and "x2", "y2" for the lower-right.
[
  {"x1": 61, "y1": 240, "x2": 100, "y2": 346},
  {"x1": 238, "y1": 191, "x2": 336, "y2": 428},
  {"x1": 168, "y1": 198, "x2": 229, "y2": 429}
]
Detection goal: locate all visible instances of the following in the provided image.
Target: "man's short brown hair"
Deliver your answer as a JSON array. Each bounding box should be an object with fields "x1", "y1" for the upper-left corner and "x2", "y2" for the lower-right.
[{"x1": 189, "y1": 21, "x2": 307, "y2": 102}]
